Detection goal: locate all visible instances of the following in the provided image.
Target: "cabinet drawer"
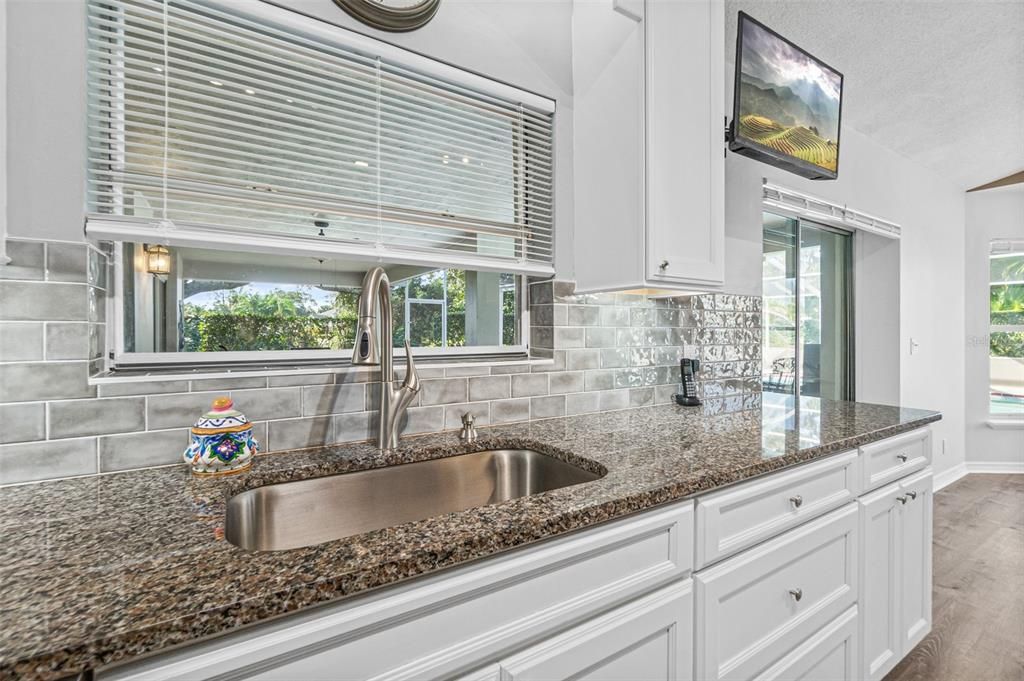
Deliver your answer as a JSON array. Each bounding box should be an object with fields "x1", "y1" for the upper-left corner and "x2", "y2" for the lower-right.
[
  {"x1": 105, "y1": 502, "x2": 694, "y2": 681},
  {"x1": 860, "y1": 428, "x2": 931, "y2": 493},
  {"x1": 695, "y1": 504, "x2": 859, "y2": 681},
  {"x1": 696, "y1": 451, "x2": 859, "y2": 568},
  {"x1": 499, "y1": 580, "x2": 693, "y2": 681},
  {"x1": 757, "y1": 606, "x2": 858, "y2": 681}
]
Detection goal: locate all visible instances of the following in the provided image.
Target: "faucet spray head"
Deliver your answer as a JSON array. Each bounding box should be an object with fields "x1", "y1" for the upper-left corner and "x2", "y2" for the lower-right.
[{"x1": 352, "y1": 312, "x2": 381, "y2": 365}]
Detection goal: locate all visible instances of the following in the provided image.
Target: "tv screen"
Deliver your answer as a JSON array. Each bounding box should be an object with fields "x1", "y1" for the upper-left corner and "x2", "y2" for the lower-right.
[{"x1": 730, "y1": 12, "x2": 844, "y2": 180}]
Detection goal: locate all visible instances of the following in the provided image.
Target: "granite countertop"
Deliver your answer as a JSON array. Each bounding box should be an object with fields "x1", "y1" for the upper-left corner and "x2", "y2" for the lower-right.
[{"x1": 0, "y1": 395, "x2": 940, "y2": 680}]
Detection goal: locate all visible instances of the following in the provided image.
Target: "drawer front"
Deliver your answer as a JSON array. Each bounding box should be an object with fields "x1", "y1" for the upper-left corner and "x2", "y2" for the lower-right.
[
  {"x1": 860, "y1": 428, "x2": 931, "y2": 493},
  {"x1": 106, "y1": 502, "x2": 695, "y2": 681},
  {"x1": 695, "y1": 504, "x2": 859, "y2": 681},
  {"x1": 499, "y1": 580, "x2": 693, "y2": 681},
  {"x1": 757, "y1": 606, "x2": 858, "y2": 681},
  {"x1": 696, "y1": 451, "x2": 859, "y2": 568}
]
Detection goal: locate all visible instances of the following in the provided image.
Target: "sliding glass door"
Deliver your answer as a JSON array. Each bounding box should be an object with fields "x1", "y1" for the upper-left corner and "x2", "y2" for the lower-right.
[{"x1": 762, "y1": 212, "x2": 853, "y2": 401}]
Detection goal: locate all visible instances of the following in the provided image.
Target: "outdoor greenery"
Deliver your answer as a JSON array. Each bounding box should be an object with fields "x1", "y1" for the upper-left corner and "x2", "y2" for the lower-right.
[
  {"x1": 990, "y1": 254, "x2": 1024, "y2": 358},
  {"x1": 182, "y1": 269, "x2": 513, "y2": 352}
]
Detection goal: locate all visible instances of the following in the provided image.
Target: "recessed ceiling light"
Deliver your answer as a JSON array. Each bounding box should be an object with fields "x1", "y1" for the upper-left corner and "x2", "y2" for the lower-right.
[
  {"x1": 152, "y1": 66, "x2": 163, "y2": 72},
  {"x1": 209, "y1": 80, "x2": 223, "y2": 86},
  {"x1": 244, "y1": 88, "x2": 256, "y2": 95},
  {"x1": 353, "y1": 160, "x2": 369, "y2": 167},
  {"x1": 285, "y1": 98, "x2": 294, "y2": 103},
  {"x1": 462, "y1": 157, "x2": 469, "y2": 163}
]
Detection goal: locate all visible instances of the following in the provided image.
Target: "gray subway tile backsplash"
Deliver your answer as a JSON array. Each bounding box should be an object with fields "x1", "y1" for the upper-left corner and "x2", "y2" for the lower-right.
[
  {"x1": 0, "y1": 322, "x2": 44, "y2": 361},
  {"x1": 45, "y1": 243, "x2": 89, "y2": 283},
  {"x1": 468, "y1": 375, "x2": 510, "y2": 402},
  {"x1": 0, "y1": 281, "x2": 88, "y2": 321},
  {"x1": 0, "y1": 240, "x2": 45, "y2": 281},
  {"x1": 0, "y1": 361, "x2": 96, "y2": 402},
  {"x1": 48, "y1": 397, "x2": 146, "y2": 439},
  {"x1": 0, "y1": 403, "x2": 47, "y2": 445},
  {"x1": 99, "y1": 428, "x2": 188, "y2": 473},
  {"x1": 301, "y1": 383, "x2": 365, "y2": 416},
  {"x1": 45, "y1": 322, "x2": 90, "y2": 360},
  {"x1": 1, "y1": 241, "x2": 762, "y2": 485},
  {"x1": 0, "y1": 438, "x2": 98, "y2": 485}
]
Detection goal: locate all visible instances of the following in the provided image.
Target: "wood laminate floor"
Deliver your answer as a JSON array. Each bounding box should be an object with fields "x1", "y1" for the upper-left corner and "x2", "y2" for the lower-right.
[{"x1": 884, "y1": 474, "x2": 1024, "y2": 681}]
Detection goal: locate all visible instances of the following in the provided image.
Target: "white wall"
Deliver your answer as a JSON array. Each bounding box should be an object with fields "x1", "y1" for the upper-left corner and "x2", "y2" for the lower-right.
[
  {"x1": 4, "y1": 0, "x2": 577, "y2": 277},
  {"x1": 964, "y1": 185, "x2": 1024, "y2": 467},
  {"x1": 724, "y1": 121, "x2": 967, "y2": 479}
]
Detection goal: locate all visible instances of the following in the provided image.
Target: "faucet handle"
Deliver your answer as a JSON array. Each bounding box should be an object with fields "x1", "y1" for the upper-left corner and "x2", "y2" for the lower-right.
[{"x1": 401, "y1": 340, "x2": 420, "y2": 393}]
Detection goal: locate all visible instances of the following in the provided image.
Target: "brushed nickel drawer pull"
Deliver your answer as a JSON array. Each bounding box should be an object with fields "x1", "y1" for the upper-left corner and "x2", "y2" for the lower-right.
[
  {"x1": 897, "y1": 495, "x2": 908, "y2": 504},
  {"x1": 906, "y1": 490, "x2": 917, "y2": 500},
  {"x1": 789, "y1": 495, "x2": 803, "y2": 508},
  {"x1": 659, "y1": 259, "x2": 669, "y2": 271},
  {"x1": 896, "y1": 453, "x2": 908, "y2": 463},
  {"x1": 788, "y1": 588, "x2": 803, "y2": 602}
]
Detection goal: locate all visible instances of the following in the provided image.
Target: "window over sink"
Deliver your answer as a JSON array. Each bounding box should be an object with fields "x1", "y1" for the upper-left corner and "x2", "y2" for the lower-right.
[
  {"x1": 83, "y1": 0, "x2": 552, "y2": 370},
  {"x1": 117, "y1": 243, "x2": 523, "y2": 366}
]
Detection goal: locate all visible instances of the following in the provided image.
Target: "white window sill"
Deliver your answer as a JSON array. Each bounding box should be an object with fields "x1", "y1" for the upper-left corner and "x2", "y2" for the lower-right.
[
  {"x1": 89, "y1": 357, "x2": 552, "y2": 385},
  {"x1": 987, "y1": 419, "x2": 1024, "y2": 430}
]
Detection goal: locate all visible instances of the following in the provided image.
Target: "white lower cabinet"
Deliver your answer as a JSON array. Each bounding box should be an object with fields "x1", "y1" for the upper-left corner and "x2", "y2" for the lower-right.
[
  {"x1": 859, "y1": 468, "x2": 933, "y2": 681},
  {"x1": 694, "y1": 504, "x2": 859, "y2": 681},
  {"x1": 757, "y1": 606, "x2": 859, "y2": 681},
  {"x1": 498, "y1": 580, "x2": 693, "y2": 681}
]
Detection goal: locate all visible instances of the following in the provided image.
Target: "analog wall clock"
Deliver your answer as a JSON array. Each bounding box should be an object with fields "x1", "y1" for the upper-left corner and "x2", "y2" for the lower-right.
[{"x1": 333, "y1": 0, "x2": 441, "y2": 32}]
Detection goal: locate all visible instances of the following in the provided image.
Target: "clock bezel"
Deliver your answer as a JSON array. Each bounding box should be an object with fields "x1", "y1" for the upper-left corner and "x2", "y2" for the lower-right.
[{"x1": 332, "y1": 0, "x2": 441, "y2": 32}]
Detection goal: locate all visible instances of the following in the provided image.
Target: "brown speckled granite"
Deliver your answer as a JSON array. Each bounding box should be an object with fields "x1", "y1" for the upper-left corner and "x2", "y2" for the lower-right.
[{"x1": 0, "y1": 395, "x2": 940, "y2": 680}]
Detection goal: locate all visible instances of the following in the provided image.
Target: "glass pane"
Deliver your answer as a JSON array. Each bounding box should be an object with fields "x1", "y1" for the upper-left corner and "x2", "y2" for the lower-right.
[
  {"x1": 990, "y1": 254, "x2": 1024, "y2": 285},
  {"x1": 799, "y1": 223, "x2": 852, "y2": 400},
  {"x1": 762, "y1": 213, "x2": 797, "y2": 395},
  {"x1": 407, "y1": 301, "x2": 444, "y2": 348},
  {"x1": 990, "y1": 283, "x2": 1024, "y2": 326},
  {"x1": 120, "y1": 244, "x2": 519, "y2": 356}
]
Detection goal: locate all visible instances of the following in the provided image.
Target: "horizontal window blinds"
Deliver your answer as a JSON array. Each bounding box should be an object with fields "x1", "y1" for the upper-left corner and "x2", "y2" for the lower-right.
[{"x1": 86, "y1": 0, "x2": 555, "y2": 274}]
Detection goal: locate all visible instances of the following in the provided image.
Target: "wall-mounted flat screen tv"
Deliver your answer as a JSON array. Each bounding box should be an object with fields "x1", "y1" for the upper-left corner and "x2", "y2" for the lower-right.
[{"x1": 729, "y1": 12, "x2": 844, "y2": 180}]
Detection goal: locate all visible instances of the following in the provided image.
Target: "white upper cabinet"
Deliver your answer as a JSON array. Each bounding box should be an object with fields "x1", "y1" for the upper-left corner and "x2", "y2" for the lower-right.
[{"x1": 573, "y1": 0, "x2": 725, "y2": 293}]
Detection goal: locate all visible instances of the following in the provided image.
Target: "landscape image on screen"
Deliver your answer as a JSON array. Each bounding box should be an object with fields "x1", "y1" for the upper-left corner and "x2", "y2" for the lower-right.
[{"x1": 737, "y1": 19, "x2": 841, "y2": 173}]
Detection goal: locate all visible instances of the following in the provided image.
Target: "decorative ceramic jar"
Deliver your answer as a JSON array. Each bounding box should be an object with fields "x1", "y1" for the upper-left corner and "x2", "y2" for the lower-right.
[{"x1": 184, "y1": 397, "x2": 258, "y2": 476}]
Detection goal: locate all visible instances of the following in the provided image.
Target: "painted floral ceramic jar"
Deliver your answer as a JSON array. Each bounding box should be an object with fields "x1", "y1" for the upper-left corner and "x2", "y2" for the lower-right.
[{"x1": 184, "y1": 397, "x2": 258, "y2": 476}]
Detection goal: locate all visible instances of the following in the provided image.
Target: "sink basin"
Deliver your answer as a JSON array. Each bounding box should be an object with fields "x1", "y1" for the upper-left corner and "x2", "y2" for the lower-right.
[{"x1": 225, "y1": 449, "x2": 603, "y2": 551}]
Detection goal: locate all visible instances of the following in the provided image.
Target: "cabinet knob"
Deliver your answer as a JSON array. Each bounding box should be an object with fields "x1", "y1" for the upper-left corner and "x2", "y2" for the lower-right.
[
  {"x1": 896, "y1": 453, "x2": 908, "y2": 463},
  {"x1": 788, "y1": 588, "x2": 803, "y2": 602},
  {"x1": 897, "y1": 495, "x2": 908, "y2": 505},
  {"x1": 659, "y1": 259, "x2": 669, "y2": 271},
  {"x1": 906, "y1": 490, "x2": 917, "y2": 500},
  {"x1": 789, "y1": 495, "x2": 803, "y2": 509}
]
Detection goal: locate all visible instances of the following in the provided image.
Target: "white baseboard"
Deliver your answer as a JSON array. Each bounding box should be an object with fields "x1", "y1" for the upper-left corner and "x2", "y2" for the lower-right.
[
  {"x1": 936, "y1": 461, "x2": 1024, "y2": 491},
  {"x1": 965, "y1": 461, "x2": 1024, "y2": 474},
  {"x1": 934, "y1": 463, "x2": 968, "y2": 492}
]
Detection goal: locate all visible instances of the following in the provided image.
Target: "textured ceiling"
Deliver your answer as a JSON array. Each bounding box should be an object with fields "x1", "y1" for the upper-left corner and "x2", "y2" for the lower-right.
[{"x1": 725, "y1": 0, "x2": 1024, "y2": 190}]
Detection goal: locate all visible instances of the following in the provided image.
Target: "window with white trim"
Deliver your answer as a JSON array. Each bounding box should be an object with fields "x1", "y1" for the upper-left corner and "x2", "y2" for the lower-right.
[
  {"x1": 85, "y1": 0, "x2": 553, "y2": 366},
  {"x1": 990, "y1": 243, "x2": 1024, "y2": 416}
]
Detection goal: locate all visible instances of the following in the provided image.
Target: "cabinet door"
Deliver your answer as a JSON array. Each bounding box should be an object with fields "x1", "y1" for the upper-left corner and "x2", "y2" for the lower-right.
[
  {"x1": 645, "y1": 0, "x2": 724, "y2": 288},
  {"x1": 500, "y1": 580, "x2": 693, "y2": 681},
  {"x1": 858, "y1": 482, "x2": 902, "y2": 681},
  {"x1": 757, "y1": 606, "x2": 859, "y2": 681},
  {"x1": 899, "y1": 469, "x2": 933, "y2": 655}
]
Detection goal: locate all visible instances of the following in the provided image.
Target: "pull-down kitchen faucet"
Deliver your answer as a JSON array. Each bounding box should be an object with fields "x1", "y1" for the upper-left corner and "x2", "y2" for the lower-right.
[{"x1": 352, "y1": 267, "x2": 420, "y2": 451}]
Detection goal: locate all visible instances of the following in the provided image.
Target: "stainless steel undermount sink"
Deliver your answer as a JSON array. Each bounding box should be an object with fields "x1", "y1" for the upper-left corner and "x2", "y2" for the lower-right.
[{"x1": 225, "y1": 449, "x2": 604, "y2": 551}]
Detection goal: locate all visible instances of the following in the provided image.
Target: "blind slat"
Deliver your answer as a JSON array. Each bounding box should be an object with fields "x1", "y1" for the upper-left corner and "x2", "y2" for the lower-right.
[{"x1": 86, "y1": 0, "x2": 555, "y2": 272}]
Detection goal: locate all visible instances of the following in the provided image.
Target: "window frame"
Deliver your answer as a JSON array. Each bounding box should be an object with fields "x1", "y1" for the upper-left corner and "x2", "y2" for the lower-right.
[
  {"x1": 988, "y1": 243, "x2": 1024, "y2": 419},
  {"x1": 106, "y1": 242, "x2": 529, "y2": 369}
]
